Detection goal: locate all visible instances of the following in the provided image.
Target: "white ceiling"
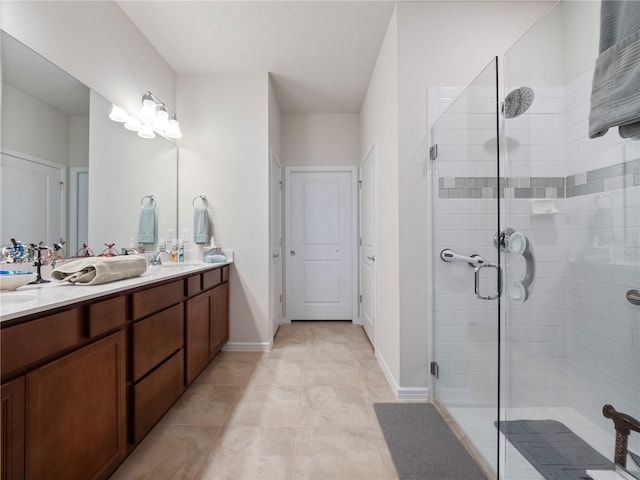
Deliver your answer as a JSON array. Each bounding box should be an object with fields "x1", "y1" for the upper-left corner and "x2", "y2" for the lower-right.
[{"x1": 116, "y1": 1, "x2": 396, "y2": 113}]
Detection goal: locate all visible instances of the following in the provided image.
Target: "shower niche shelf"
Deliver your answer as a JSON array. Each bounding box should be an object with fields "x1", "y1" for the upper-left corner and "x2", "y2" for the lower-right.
[{"x1": 530, "y1": 198, "x2": 559, "y2": 216}]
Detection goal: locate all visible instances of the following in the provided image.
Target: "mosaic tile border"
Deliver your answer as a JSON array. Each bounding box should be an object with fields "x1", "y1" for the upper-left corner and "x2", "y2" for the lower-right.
[{"x1": 439, "y1": 159, "x2": 640, "y2": 199}]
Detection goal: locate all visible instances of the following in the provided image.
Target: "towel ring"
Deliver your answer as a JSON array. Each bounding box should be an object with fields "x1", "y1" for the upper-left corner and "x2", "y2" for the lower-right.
[
  {"x1": 141, "y1": 195, "x2": 156, "y2": 208},
  {"x1": 192, "y1": 195, "x2": 208, "y2": 209}
]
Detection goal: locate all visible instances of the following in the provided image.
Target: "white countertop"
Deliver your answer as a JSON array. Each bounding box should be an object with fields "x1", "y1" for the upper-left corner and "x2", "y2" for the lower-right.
[{"x1": 0, "y1": 261, "x2": 233, "y2": 323}]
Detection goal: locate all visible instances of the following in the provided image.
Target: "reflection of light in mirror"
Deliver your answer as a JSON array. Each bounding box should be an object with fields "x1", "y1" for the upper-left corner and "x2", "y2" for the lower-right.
[
  {"x1": 137, "y1": 124, "x2": 155, "y2": 139},
  {"x1": 109, "y1": 104, "x2": 128, "y2": 122}
]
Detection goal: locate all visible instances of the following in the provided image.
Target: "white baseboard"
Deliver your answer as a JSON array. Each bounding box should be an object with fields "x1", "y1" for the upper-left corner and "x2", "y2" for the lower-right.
[
  {"x1": 397, "y1": 387, "x2": 430, "y2": 401},
  {"x1": 222, "y1": 341, "x2": 272, "y2": 352},
  {"x1": 375, "y1": 350, "x2": 430, "y2": 401},
  {"x1": 375, "y1": 350, "x2": 400, "y2": 400}
]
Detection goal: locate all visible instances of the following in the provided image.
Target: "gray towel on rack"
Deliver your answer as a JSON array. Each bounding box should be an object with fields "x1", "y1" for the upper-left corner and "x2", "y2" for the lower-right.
[
  {"x1": 193, "y1": 207, "x2": 210, "y2": 244},
  {"x1": 589, "y1": 1, "x2": 640, "y2": 139},
  {"x1": 137, "y1": 207, "x2": 156, "y2": 244}
]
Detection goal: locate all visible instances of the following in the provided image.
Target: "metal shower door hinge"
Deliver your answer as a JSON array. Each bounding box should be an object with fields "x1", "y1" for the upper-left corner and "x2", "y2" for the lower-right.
[
  {"x1": 429, "y1": 144, "x2": 438, "y2": 160},
  {"x1": 430, "y1": 361, "x2": 439, "y2": 379}
]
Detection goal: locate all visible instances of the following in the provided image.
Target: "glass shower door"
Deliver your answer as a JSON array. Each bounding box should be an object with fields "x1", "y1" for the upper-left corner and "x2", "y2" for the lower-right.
[
  {"x1": 501, "y1": 1, "x2": 640, "y2": 479},
  {"x1": 430, "y1": 57, "x2": 502, "y2": 474}
]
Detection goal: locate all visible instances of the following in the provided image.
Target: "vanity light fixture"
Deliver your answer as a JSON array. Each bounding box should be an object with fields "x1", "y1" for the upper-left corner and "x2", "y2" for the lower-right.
[
  {"x1": 108, "y1": 91, "x2": 182, "y2": 140},
  {"x1": 138, "y1": 92, "x2": 158, "y2": 124},
  {"x1": 109, "y1": 104, "x2": 129, "y2": 123},
  {"x1": 137, "y1": 123, "x2": 156, "y2": 139},
  {"x1": 165, "y1": 113, "x2": 183, "y2": 139},
  {"x1": 124, "y1": 116, "x2": 141, "y2": 132}
]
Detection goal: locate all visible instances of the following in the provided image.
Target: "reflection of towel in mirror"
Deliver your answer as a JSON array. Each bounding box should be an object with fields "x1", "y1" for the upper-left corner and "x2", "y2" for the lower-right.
[
  {"x1": 193, "y1": 208, "x2": 210, "y2": 244},
  {"x1": 589, "y1": 1, "x2": 640, "y2": 138},
  {"x1": 137, "y1": 207, "x2": 156, "y2": 244},
  {"x1": 51, "y1": 256, "x2": 147, "y2": 285}
]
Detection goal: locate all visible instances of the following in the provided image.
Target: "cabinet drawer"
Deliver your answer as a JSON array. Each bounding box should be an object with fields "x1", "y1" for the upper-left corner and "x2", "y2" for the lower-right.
[
  {"x1": 87, "y1": 296, "x2": 126, "y2": 338},
  {"x1": 132, "y1": 304, "x2": 184, "y2": 382},
  {"x1": 132, "y1": 280, "x2": 183, "y2": 320},
  {"x1": 185, "y1": 274, "x2": 202, "y2": 297},
  {"x1": 202, "y1": 269, "x2": 222, "y2": 290},
  {"x1": 132, "y1": 349, "x2": 184, "y2": 444},
  {"x1": 1, "y1": 309, "x2": 79, "y2": 377}
]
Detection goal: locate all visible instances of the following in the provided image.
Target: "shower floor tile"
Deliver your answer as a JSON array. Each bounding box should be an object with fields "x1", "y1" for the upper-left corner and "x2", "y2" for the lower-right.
[{"x1": 446, "y1": 406, "x2": 616, "y2": 480}]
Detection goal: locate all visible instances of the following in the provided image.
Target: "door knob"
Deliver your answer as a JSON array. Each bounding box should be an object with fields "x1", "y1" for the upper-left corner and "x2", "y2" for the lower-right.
[{"x1": 367, "y1": 255, "x2": 376, "y2": 262}]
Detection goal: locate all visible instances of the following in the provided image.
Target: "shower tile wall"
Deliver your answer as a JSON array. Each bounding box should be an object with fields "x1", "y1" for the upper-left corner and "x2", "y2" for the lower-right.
[
  {"x1": 562, "y1": 72, "x2": 640, "y2": 437},
  {"x1": 430, "y1": 72, "x2": 640, "y2": 416}
]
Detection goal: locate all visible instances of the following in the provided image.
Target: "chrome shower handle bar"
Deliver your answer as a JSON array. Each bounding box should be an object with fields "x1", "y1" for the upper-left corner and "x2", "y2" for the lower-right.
[
  {"x1": 440, "y1": 249, "x2": 484, "y2": 267},
  {"x1": 474, "y1": 263, "x2": 501, "y2": 300}
]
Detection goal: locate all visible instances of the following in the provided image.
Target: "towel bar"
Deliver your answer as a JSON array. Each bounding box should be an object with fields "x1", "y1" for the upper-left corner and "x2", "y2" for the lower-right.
[
  {"x1": 141, "y1": 195, "x2": 156, "y2": 208},
  {"x1": 192, "y1": 195, "x2": 208, "y2": 208}
]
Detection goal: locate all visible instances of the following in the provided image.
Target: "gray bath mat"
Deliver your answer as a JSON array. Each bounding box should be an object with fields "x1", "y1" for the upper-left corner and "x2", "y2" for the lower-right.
[
  {"x1": 497, "y1": 419, "x2": 614, "y2": 480},
  {"x1": 374, "y1": 403, "x2": 486, "y2": 480}
]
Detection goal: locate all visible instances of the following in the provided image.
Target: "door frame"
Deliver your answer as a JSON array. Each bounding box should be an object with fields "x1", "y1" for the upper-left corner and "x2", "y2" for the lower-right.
[
  {"x1": 269, "y1": 147, "x2": 283, "y2": 337},
  {"x1": 359, "y1": 143, "x2": 378, "y2": 342},
  {"x1": 69, "y1": 166, "x2": 89, "y2": 258},
  {"x1": 284, "y1": 166, "x2": 358, "y2": 323}
]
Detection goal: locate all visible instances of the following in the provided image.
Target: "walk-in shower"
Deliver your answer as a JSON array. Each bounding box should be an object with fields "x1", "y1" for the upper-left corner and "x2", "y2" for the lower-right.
[{"x1": 429, "y1": 2, "x2": 640, "y2": 479}]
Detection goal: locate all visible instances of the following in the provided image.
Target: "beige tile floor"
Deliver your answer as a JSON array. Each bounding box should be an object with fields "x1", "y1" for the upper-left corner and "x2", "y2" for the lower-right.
[{"x1": 111, "y1": 320, "x2": 400, "y2": 480}]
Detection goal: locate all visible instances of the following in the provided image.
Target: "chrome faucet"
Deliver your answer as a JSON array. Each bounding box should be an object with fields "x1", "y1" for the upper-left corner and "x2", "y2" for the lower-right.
[{"x1": 149, "y1": 250, "x2": 171, "y2": 266}]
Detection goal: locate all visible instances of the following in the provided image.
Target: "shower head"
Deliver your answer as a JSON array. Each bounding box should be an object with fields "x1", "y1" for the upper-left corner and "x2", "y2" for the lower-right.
[{"x1": 502, "y1": 87, "x2": 534, "y2": 118}]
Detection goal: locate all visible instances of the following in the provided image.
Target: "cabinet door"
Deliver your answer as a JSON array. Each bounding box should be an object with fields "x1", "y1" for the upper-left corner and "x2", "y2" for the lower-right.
[
  {"x1": 26, "y1": 331, "x2": 126, "y2": 480},
  {"x1": 210, "y1": 282, "x2": 229, "y2": 358},
  {"x1": 185, "y1": 291, "x2": 211, "y2": 385},
  {"x1": 1, "y1": 377, "x2": 25, "y2": 480}
]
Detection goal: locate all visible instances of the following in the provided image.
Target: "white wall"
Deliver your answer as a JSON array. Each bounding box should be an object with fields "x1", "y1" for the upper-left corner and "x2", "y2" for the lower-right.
[
  {"x1": 1, "y1": 84, "x2": 70, "y2": 165},
  {"x1": 1, "y1": 1, "x2": 176, "y2": 116},
  {"x1": 281, "y1": 113, "x2": 360, "y2": 166},
  {"x1": 394, "y1": 1, "x2": 554, "y2": 393},
  {"x1": 177, "y1": 73, "x2": 271, "y2": 348},
  {"x1": 360, "y1": 8, "x2": 401, "y2": 389}
]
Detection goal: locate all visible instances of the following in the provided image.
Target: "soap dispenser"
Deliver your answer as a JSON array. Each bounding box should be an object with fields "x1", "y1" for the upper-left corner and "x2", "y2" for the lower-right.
[{"x1": 171, "y1": 239, "x2": 178, "y2": 263}]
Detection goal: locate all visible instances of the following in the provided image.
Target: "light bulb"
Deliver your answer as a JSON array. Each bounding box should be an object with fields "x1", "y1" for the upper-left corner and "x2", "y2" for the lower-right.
[
  {"x1": 109, "y1": 104, "x2": 128, "y2": 122},
  {"x1": 138, "y1": 94, "x2": 157, "y2": 124},
  {"x1": 138, "y1": 124, "x2": 156, "y2": 139},
  {"x1": 124, "y1": 116, "x2": 141, "y2": 131},
  {"x1": 154, "y1": 105, "x2": 169, "y2": 133},
  {"x1": 165, "y1": 117, "x2": 182, "y2": 139}
]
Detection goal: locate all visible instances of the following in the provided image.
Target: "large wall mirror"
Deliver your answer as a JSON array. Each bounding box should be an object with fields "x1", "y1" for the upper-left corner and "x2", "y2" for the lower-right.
[{"x1": 1, "y1": 30, "x2": 178, "y2": 259}]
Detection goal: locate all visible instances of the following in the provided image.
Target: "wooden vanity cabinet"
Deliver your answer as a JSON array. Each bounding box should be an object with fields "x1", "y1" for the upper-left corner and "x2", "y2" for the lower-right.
[
  {"x1": 26, "y1": 330, "x2": 126, "y2": 480},
  {"x1": 185, "y1": 290, "x2": 212, "y2": 385},
  {"x1": 0, "y1": 263, "x2": 230, "y2": 479},
  {"x1": 1, "y1": 377, "x2": 25, "y2": 480},
  {"x1": 210, "y1": 282, "x2": 229, "y2": 358}
]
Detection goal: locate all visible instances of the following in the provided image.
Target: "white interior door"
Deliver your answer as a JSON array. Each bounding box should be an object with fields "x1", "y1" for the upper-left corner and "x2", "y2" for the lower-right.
[
  {"x1": 269, "y1": 150, "x2": 283, "y2": 336},
  {"x1": 286, "y1": 168, "x2": 355, "y2": 320},
  {"x1": 360, "y1": 147, "x2": 377, "y2": 344},
  {"x1": 1, "y1": 152, "x2": 64, "y2": 248}
]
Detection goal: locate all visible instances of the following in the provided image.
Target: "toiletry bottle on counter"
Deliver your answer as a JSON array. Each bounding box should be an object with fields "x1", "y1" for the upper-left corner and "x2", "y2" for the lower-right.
[
  {"x1": 178, "y1": 240, "x2": 184, "y2": 263},
  {"x1": 171, "y1": 239, "x2": 178, "y2": 263},
  {"x1": 159, "y1": 239, "x2": 166, "y2": 252}
]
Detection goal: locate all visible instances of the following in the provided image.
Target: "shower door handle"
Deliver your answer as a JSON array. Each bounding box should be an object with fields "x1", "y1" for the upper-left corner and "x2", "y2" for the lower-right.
[{"x1": 474, "y1": 263, "x2": 501, "y2": 300}]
